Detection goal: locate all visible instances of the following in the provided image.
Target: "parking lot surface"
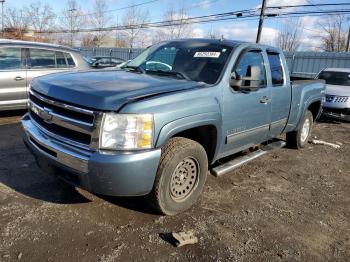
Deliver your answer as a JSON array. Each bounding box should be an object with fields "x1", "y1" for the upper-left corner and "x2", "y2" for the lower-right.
[{"x1": 0, "y1": 111, "x2": 349, "y2": 261}]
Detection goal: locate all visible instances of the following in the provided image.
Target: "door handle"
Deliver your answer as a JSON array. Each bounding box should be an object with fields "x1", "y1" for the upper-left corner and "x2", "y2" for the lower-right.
[
  {"x1": 260, "y1": 96, "x2": 271, "y2": 104},
  {"x1": 14, "y1": 76, "x2": 25, "y2": 81}
]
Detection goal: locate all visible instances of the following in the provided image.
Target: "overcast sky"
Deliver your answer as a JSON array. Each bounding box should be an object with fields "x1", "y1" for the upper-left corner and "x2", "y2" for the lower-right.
[{"x1": 5, "y1": 0, "x2": 350, "y2": 50}]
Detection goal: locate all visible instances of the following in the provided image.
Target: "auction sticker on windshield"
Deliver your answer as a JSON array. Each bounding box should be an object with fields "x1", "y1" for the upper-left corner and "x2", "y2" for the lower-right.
[{"x1": 194, "y1": 52, "x2": 221, "y2": 58}]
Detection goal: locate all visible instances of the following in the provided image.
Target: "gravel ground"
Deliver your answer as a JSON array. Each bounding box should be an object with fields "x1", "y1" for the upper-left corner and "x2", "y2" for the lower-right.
[{"x1": 0, "y1": 111, "x2": 349, "y2": 262}]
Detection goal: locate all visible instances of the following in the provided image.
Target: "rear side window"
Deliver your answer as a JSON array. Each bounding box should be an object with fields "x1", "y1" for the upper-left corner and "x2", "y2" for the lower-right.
[
  {"x1": 267, "y1": 52, "x2": 284, "y2": 86},
  {"x1": 0, "y1": 47, "x2": 22, "y2": 70},
  {"x1": 56, "y1": 51, "x2": 67, "y2": 68},
  {"x1": 29, "y1": 49, "x2": 56, "y2": 68},
  {"x1": 66, "y1": 53, "x2": 76, "y2": 67},
  {"x1": 28, "y1": 49, "x2": 76, "y2": 69}
]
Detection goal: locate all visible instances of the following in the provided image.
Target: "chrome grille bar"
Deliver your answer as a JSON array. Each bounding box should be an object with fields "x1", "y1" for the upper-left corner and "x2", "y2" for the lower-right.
[
  {"x1": 29, "y1": 89, "x2": 95, "y2": 120},
  {"x1": 28, "y1": 89, "x2": 103, "y2": 151},
  {"x1": 28, "y1": 100, "x2": 93, "y2": 135}
]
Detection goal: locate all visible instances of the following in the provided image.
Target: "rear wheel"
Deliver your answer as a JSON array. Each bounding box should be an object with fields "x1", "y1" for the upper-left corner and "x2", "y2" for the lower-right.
[
  {"x1": 286, "y1": 110, "x2": 313, "y2": 149},
  {"x1": 148, "y1": 137, "x2": 208, "y2": 215}
]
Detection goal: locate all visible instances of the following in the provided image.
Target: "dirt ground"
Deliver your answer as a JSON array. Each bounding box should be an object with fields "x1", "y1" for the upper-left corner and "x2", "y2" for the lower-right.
[{"x1": 0, "y1": 110, "x2": 349, "y2": 262}]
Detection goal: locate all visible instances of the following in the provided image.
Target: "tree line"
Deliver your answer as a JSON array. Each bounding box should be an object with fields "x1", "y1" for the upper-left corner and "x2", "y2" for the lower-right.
[
  {"x1": 1, "y1": 0, "x2": 194, "y2": 48},
  {"x1": 275, "y1": 15, "x2": 350, "y2": 52},
  {"x1": 1, "y1": 0, "x2": 349, "y2": 51}
]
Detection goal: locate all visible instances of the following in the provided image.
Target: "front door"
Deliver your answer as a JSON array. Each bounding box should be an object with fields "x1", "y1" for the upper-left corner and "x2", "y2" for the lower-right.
[
  {"x1": 0, "y1": 47, "x2": 27, "y2": 109},
  {"x1": 221, "y1": 49, "x2": 271, "y2": 157}
]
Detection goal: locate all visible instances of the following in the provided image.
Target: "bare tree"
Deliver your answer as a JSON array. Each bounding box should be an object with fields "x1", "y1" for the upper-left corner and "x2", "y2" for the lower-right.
[
  {"x1": 165, "y1": 5, "x2": 192, "y2": 39},
  {"x1": 115, "y1": 37, "x2": 128, "y2": 48},
  {"x1": 153, "y1": 5, "x2": 192, "y2": 42},
  {"x1": 4, "y1": 7, "x2": 30, "y2": 40},
  {"x1": 89, "y1": 0, "x2": 113, "y2": 47},
  {"x1": 27, "y1": 1, "x2": 56, "y2": 32},
  {"x1": 319, "y1": 15, "x2": 349, "y2": 52},
  {"x1": 275, "y1": 19, "x2": 303, "y2": 51},
  {"x1": 81, "y1": 33, "x2": 98, "y2": 47},
  {"x1": 27, "y1": 1, "x2": 56, "y2": 42},
  {"x1": 205, "y1": 25, "x2": 220, "y2": 39},
  {"x1": 122, "y1": 6, "x2": 149, "y2": 48},
  {"x1": 60, "y1": 0, "x2": 85, "y2": 46}
]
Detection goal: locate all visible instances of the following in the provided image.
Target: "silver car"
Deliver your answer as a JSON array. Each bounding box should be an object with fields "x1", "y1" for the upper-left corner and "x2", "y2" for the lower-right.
[
  {"x1": 317, "y1": 68, "x2": 350, "y2": 121},
  {"x1": 0, "y1": 39, "x2": 89, "y2": 111}
]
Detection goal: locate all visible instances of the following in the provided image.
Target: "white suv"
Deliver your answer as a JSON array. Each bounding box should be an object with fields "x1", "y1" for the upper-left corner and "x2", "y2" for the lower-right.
[{"x1": 317, "y1": 68, "x2": 350, "y2": 122}]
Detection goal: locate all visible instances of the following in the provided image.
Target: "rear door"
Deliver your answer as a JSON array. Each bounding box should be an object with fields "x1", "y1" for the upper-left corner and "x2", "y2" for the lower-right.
[
  {"x1": 221, "y1": 48, "x2": 272, "y2": 156},
  {"x1": 0, "y1": 47, "x2": 27, "y2": 109},
  {"x1": 266, "y1": 51, "x2": 291, "y2": 137},
  {"x1": 25, "y1": 48, "x2": 75, "y2": 87}
]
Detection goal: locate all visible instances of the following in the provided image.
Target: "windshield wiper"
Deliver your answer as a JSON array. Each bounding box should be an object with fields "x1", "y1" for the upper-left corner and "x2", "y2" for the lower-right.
[
  {"x1": 146, "y1": 70, "x2": 191, "y2": 80},
  {"x1": 122, "y1": 65, "x2": 146, "y2": 74}
]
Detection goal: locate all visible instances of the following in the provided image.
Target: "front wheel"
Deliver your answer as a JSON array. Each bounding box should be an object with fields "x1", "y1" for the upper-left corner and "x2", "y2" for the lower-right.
[
  {"x1": 286, "y1": 110, "x2": 314, "y2": 149},
  {"x1": 147, "y1": 137, "x2": 208, "y2": 215}
]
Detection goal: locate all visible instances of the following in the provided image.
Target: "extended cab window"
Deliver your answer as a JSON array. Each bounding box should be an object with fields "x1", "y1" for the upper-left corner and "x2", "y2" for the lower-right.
[
  {"x1": 0, "y1": 47, "x2": 22, "y2": 70},
  {"x1": 233, "y1": 50, "x2": 266, "y2": 88},
  {"x1": 267, "y1": 52, "x2": 284, "y2": 86},
  {"x1": 29, "y1": 49, "x2": 56, "y2": 68}
]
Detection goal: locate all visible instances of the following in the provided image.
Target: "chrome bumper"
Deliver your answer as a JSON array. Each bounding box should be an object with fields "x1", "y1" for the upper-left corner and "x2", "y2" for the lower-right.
[
  {"x1": 21, "y1": 113, "x2": 162, "y2": 196},
  {"x1": 22, "y1": 114, "x2": 90, "y2": 173}
]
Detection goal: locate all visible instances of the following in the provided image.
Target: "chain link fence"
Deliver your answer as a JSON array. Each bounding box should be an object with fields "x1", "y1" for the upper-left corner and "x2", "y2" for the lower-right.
[{"x1": 78, "y1": 47, "x2": 145, "y2": 61}]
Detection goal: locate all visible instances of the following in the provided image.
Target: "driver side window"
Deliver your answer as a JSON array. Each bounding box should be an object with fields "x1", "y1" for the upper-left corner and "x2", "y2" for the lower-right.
[{"x1": 233, "y1": 50, "x2": 266, "y2": 88}]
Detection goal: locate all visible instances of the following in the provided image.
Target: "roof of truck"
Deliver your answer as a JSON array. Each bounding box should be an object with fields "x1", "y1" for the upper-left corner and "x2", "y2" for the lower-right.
[
  {"x1": 0, "y1": 39, "x2": 79, "y2": 52},
  {"x1": 159, "y1": 38, "x2": 282, "y2": 51}
]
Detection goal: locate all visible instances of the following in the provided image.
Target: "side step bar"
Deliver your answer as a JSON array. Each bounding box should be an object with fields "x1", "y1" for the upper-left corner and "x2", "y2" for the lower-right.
[{"x1": 211, "y1": 140, "x2": 286, "y2": 177}]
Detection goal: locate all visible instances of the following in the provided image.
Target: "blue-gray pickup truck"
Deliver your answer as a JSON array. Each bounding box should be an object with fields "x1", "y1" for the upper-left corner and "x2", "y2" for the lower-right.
[{"x1": 22, "y1": 39, "x2": 325, "y2": 215}]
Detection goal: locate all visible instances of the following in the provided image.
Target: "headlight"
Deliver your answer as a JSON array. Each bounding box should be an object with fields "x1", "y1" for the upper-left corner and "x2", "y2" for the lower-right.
[{"x1": 100, "y1": 113, "x2": 153, "y2": 150}]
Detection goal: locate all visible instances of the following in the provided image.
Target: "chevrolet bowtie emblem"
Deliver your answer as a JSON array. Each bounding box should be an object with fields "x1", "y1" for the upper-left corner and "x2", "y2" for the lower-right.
[{"x1": 40, "y1": 108, "x2": 53, "y2": 123}]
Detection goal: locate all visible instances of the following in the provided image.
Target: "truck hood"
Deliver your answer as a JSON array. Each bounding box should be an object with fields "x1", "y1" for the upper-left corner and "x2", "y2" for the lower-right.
[
  {"x1": 325, "y1": 84, "x2": 350, "y2": 97},
  {"x1": 31, "y1": 70, "x2": 205, "y2": 111}
]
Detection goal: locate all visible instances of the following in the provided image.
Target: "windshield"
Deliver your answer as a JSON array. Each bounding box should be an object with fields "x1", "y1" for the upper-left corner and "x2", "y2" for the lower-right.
[
  {"x1": 125, "y1": 41, "x2": 233, "y2": 84},
  {"x1": 318, "y1": 71, "x2": 350, "y2": 86}
]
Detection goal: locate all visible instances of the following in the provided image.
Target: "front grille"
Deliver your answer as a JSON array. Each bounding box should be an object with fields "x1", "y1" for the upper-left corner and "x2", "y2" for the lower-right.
[
  {"x1": 334, "y1": 96, "x2": 349, "y2": 103},
  {"x1": 29, "y1": 93, "x2": 94, "y2": 124},
  {"x1": 28, "y1": 90, "x2": 101, "y2": 150},
  {"x1": 29, "y1": 110, "x2": 92, "y2": 145},
  {"x1": 326, "y1": 95, "x2": 349, "y2": 103}
]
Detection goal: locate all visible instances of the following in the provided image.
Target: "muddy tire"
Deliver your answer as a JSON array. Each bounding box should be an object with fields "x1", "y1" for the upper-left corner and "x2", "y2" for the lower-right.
[
  {"x1": 286, "y1": 110, "x2": 313, "y2": 149},
  {"x1": 147, "y1": 137, "x2": 208, "y2": 215}
]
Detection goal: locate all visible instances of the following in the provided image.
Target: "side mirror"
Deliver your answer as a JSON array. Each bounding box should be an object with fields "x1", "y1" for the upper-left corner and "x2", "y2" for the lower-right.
[
  {"x1": 229, "y1": 71, "x2": 260, "y2": 92},
  {"x1": 230, "y1": 72, "x2": 249, "y2": 92}
]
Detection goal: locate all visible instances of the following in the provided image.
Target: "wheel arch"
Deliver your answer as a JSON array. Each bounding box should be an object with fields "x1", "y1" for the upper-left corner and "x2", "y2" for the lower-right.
[
  {"x1": 307, "y1": 100, "x2": 322, "y2": 121},
  {"x1": 155, "y1": 112, "x2": 221, "y2": 164}
]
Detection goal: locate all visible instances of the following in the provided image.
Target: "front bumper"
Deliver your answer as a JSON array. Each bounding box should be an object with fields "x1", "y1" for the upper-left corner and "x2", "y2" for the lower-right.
[
  {"x1": 22, "y1": 113, "x2": 161, "y2": 196},
  {"x1": 322, "y1": 107, "x2": 350, "y2": 122}
]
